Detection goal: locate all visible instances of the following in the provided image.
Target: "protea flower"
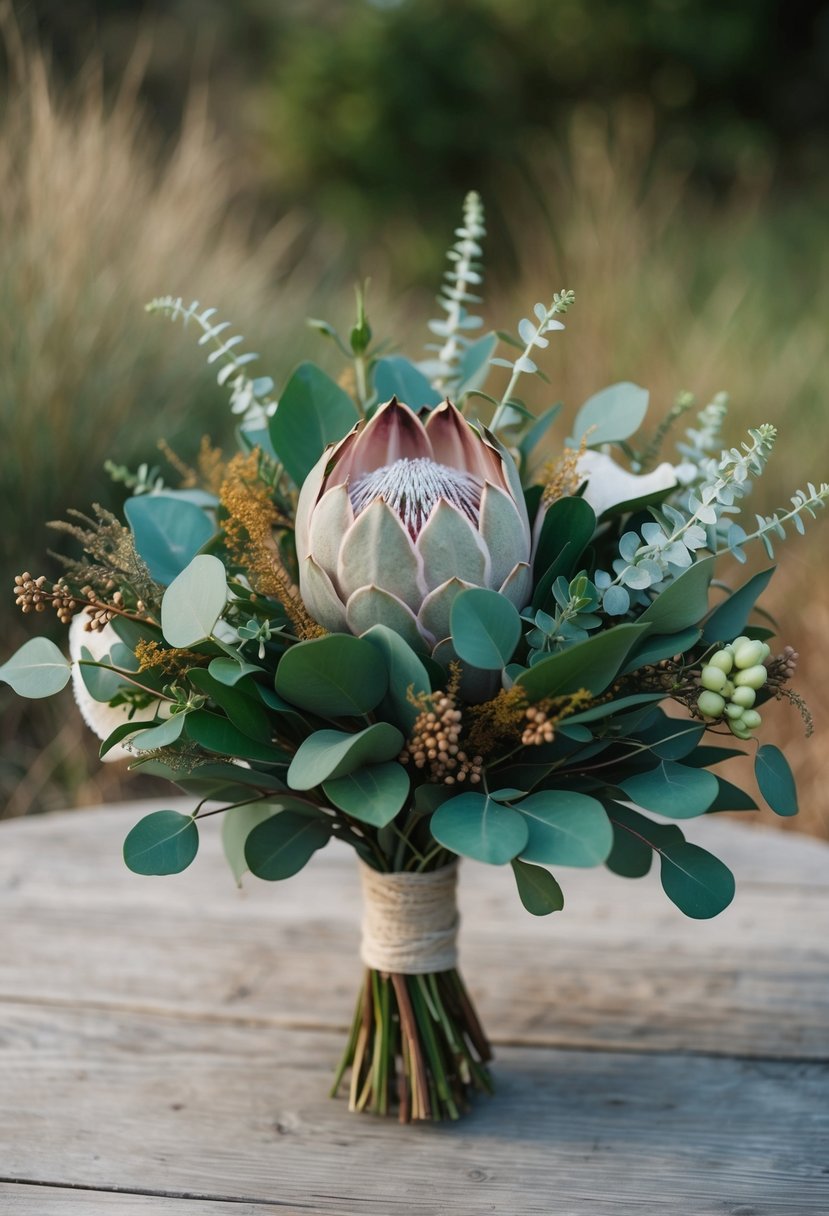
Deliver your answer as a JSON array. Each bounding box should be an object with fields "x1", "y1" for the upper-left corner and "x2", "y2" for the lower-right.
[{"x1": 296, "y1": 398, "x2": 532, "y2": 651}]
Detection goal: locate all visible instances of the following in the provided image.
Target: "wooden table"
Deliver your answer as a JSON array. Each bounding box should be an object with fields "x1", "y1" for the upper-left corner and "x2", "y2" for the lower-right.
[{"x1": 1, "y1": 802, "x2": 827, "y2": 1215}]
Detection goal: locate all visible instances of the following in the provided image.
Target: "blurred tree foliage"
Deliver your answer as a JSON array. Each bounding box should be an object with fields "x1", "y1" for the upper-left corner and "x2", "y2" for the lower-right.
[{"x1": 17, "y1": 0, "x2": 829, "y2": 274}]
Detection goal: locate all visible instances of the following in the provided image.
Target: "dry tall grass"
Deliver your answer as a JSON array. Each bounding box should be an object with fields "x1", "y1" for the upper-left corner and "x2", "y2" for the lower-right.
[
  {"x1": 496, "y1": 105, "x2": 829, "y2": 837},
  {"x1": 0, "y1": 21, "x2": 341, "y2": 816}
]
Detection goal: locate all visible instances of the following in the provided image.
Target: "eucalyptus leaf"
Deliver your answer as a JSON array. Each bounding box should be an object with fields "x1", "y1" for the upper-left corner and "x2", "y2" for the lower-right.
[
  {"x1": 702, "y1": 567, "x2": 776, "y2": 644},
  {"x1": 450, "y1": 588, "x2": 521, "y2": 670},
  {"x1": 511, "y1": 859, "x2": 564, "y2": 915},
  {"x1": 268, "y1": 362, "x2": 359, "y2": 485},
  {"x1": 188, "y1": 668, "x2": 273, "y2": 742},
  {"x1": 275, "y1": 634, "x2": 387, "y2": 717},
  {"x1": 208, "y1": 656, "x2": 264, "y2": 685},
  {"x1": 244, "y1": 810, "x2": 331, "y2": 881},
  {"x1": 287, "y1": 723, "x2": 404, "y2": 791},
  {"x1": 516, "y1": 623, "x2": 648, "y2": 702},
  {"x1": 620, "y1": 627, "x2": 701, "y2": 675},
  {"x1": 323, "y1": 762, "x2": 410, "y2": 827},
  {"x1": 515, "y1": 790, "x2": 613, "y2": 867},
  {"x1": 123, "y1": 809, "x2": 199, "y2": 876},
  {"x1": 374, "y1": 355, "x2": 442, "y2": 408},
  {"x1": 0, "y1": 637, "x2": 71, "y2": 698},
  {"x1": 755, "y1": 744, "x2": 798, "y2": 817},
  {"x1": 128, "y1": 713, "x2": 187, "y2": 752},
  {"x1": 431, "y1": 793, "x2": 528, "y2": 865},
  {"x1": 185, "y1": 710, "x2": 289, "y2": 764},
  {"x1": 636, "y1": 556, "x2": 716, "y2": 634},
  {"x1": 124, "y1": 494, "x2": 214, "y2": 586},
  {"x1": 363, "y1": 624, "x2": 431, "y2": 731},
  {"x1": 161, "y1": 554, "x2": 228, "y2": 647},
  {"x1": 570, "y1": 382, "x2": 649, "y2": 447},
  {"x1": 221, "y1": 802, "x2": 278, "y2": 884},
  {"x1": 620, "y1": 760, "x2": 718, "y2": 819},
  {"x1": 659, "y1": 841, "x2": 735, "y2": 919}
]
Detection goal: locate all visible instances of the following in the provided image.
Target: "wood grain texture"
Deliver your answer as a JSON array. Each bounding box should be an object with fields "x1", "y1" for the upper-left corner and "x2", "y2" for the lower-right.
[
  {"x1": 1, "y1": 1001, "x2": 827, "y2": 1216},
  {"x1": 2, "y1": 806, "x2": 828, "y2": 1059},
  {"x1": 1, "y1": 803, "x2": 828, "y2": 1215}
]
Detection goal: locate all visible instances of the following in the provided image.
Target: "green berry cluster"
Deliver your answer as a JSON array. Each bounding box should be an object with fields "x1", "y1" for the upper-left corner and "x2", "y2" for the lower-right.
[{"x1": 697, "y1": 636, "x2": 770, "y2": 739}]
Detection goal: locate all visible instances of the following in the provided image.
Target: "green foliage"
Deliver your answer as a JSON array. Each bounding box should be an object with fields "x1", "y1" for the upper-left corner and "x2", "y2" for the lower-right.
[
  {"x1": 373, "y1": 357, "x2": 441, "y2": 410},
  {"x1": 619, "y1": 761, "x2": 719, "y2": 819},
  {"x1": 0, "y1": 638, "x2": 71, "y2": 698},
  {"x1": 755, "y1": 745, "x2": 799, "y2": 817},
  {"x1": 511, "y1": 859, "x2": 564, "y2": 916},
  {"x1": 431, "y1": 793, "x2": 528, "y2": 866},
  {"x1": 516, "y1": 791, "x2": 613, "y2": 868},
  {"x1": 702, "y1": 567, "x2": 776, "y2": 644},
  {"x1": 450, "y1": 589, "x2": 521, "y2": 671},
  {"x1": 287, "y1": 724, "x2": 405, "y2": 791},
  {"x1": 658, "y1": 841, "x2": 735, "y2": 920},
  {"x1": 244, "y1": 810, "x2": 331, "y2": 881},
  {"x1": 160, "y1": 555, "x2": 228, "y2": 647},
  {"x1": 268, "y1": 362, "x2": 359, "y2": 486},
  {"x1": 275, "y1": 634, "x2": 388, "y2": 718},
  {"x1": 123, "y1": 809, "x2": 199, "y2": 876},
  {"x1": 323, "y1": 763, "x2": 410, "y2": 828},
  {"x1": 124, "y1": 496, "x2": 215, "y2": 587},
  {"x1": 515, "y1": 623, "x2": 648, "y2": 702},
  {"x1": 570, "y1": 382, "x2": 650, "y2": 447}
]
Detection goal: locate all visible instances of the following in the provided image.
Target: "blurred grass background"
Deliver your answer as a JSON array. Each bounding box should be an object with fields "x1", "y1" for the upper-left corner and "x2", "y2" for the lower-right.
[{"x1": 1, "y1": 0, "x2": 826, "y2": 833}]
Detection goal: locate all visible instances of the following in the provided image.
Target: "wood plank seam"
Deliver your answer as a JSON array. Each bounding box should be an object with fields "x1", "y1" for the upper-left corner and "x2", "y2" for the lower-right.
[{"x1": 0, "y1": 1178, "x2": 315, "y2": 1210}]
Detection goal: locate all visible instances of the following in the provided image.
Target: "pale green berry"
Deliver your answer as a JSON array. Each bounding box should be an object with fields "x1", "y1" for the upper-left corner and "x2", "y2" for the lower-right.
[
  {"x1": 698, "y1": 690, "x2": 726, "y2": 718},
  {"x1": 731, "y1": 685, "x2": 756, "y2": 708},
  {"x1": 700, "y1": 665, "x2": 727, "y2": 693},
  {"x1": 729, "y1": 721, "x2": 753, "y2": 739},
  {"x1": 759, "y1": 642, "x2": 771, "y2": 660},
  {"x1": 733, "y1": 639, "x2": 766, "y2": 670},
  {"x1": 730, "y1": 636, "x2": 750, "y2": 652},
  {"x1": 708, "y1": 650, "x2": 734, "y2": 674},
  {"x1": 725, "y1": 704, "x2": 744, "y2": 720},
  {"x1": 722, "y1": 680, "x2": 735, "y2": 697},
  {"x1": 741, "y1": 709, "x2": 762, "y2": 729},
  {"x1": 734, "y1": 664, "x2": 768, "y2": 690}
]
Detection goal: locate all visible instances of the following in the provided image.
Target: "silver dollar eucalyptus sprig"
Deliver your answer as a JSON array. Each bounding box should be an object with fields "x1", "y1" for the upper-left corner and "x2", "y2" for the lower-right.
[{"x1": 423, "y1": 190, "x2": 487, "y2": 392}]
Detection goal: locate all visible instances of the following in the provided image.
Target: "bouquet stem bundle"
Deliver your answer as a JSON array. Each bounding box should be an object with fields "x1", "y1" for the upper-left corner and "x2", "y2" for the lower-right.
[{"x1": 332, "y1": 967, "x2": 493, "y2": 1122}]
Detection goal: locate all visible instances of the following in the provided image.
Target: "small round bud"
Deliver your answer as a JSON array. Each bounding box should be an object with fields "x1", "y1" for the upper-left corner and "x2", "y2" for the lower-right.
[
  {"x1": 731, "y1": 685, "x2": 756, "y2": 709},
  {"x1": 698, "y1": 690, "x2": 726, "y2": 718},
  {"x1": 708, "y1": 650, "x2": 734, "y2": 674},
  {"x1": 725, "y1": 704, "x2": 745, "y2": 721},
  {"x1": 730, "y1": 636, "x2": 750, "y2": 652},
  {"x1": 733, "y1": 639, "x2": 766, "y2": 670},
  {"x1": 734, "y1": 664, "x2": 768, "y2": 690},
  {"x1": 741, "y1": 709, "x2": 762, "y2": 729},
  {"x1": 729, "y1": 721, "x2": 752, "y2": 740},
  {"x1": 700, "y1": 665, "x2": 727, "y2": 693}
]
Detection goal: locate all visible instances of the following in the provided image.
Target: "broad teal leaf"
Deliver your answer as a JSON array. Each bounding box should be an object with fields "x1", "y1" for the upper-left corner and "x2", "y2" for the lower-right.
[
  {"x1": 515, "y1": 790, "x2": 613, "y2": 867},
  {"x1": 431, "y1": 793, "x2": 528, "y2": 865},
  {"x1": 244, "y1": 810, "x2": 331, "y2": 881},
  {"x1": 373, "y1": 356, "x2": 442, "y2": 409},
  {"x1": 620, "y1": 760, "x2": 718, "y2": 819},
  {"x1": 511, "y1": 859, "x2": 564, "y2": 915},
  {"x1": 275, "y1": 634, "x2": 387, "y2": 717},
  {"x1": 702, "y1": 566, "x2": 776, "y2": 644},
  {"x1": 287, "y1": 723, "x2": 404, "y2": 790},
  {"x1": 123, "y1": 809, "x2": 199, "y2": 876},
  {"x1": 755, "y1": 744, "x2": 798, "y2": 817},
  {"x1": 450, "y1": 588, "x2": 521, "y2": 670},
  {"x1": 570, "y1": 382, "x2": 649, "y2": 447},
  {"x1": 124, "y1": 495, "x2": 214, "y2": 586},
  {"x1": 659, "y1": 841, "x2": 735, "y2": 919},
  {"x1": 0, "y1": 637, "x2": 71, "y2": 698},
  {"x1": 636, "y1": 556, "x2": 716, "y2": 634},
  {"x1": 515, "y1": 623, "x2": 648, "y2": 702},
  {"x1": 268, "y1": 362, "x2": 359, "y2": 485},
  {"x1": 323, "y1": 762, "x2": 410, "y2": 827}
]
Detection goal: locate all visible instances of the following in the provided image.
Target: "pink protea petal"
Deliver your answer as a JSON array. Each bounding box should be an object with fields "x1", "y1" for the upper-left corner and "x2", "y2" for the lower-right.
[
  {"x1": 425, "y1": 400, "x2": 504, "y2": 484},
  {"x1": 329, "y1": 397, "x2": 432, "y2": 487}
]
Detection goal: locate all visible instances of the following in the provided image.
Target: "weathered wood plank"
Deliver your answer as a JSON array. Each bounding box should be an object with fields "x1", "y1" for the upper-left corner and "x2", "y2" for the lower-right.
[
  {"x1": 0, "y1": 1002, "x2": 826, "y2": 1216},
  {"x1": 0, "y1": 1184, "x2": 286, "y2": 1215},
  {"x1": 2, "y1": 807, "x2": 828, "y2": 1060}
]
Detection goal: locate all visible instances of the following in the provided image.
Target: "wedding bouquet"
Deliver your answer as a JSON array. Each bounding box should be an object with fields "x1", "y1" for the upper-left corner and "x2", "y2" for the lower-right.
[{"x1": 3, "y1": 193, "x2": 825, "y2": 1122}]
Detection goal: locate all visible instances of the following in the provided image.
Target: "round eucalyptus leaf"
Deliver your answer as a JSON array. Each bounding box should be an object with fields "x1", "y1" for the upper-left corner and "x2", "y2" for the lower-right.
[
  {"x1": 323, "y1": 762, "x2": 410, "y2": 827},
  {"x1": 450, "y1": 588, "x2": 521, "y2": 670},
  {"x1": 124, "y1": 494, "x2": 215, "y2": 586},
  {"x1": 244, "y1": 810, "x2": 331, "y2": 881},
  {"x1": 515, "y1": 790, "x2": 613, "y2": 867},
  {"x1": 275, "y1": 634, "x2": 387, "y2": 717},
  {"x1": 659, "y1": 841, "x2": 735, "y2": 919},
  {"x1": 431, "y1": 793, "x2": 528, "y2": 865},
  {"x1": 128, "y1": 713, "x2": 187, "y2": 752},
  {"x1": 620, "y1": 761, "x2": 719, "y2": 819},
  {"x1": 287, "y1": 723, "x2": 404, "y2": 791},
  {"x1": 161, "y1": 554, "x2": 228, "y2": 647},
  {"x1": 0, "y1": 637, "x2": 71, "y2": 699},
  {"x1": 123, "y1": 809, "x2": 199, "y2": 876}
]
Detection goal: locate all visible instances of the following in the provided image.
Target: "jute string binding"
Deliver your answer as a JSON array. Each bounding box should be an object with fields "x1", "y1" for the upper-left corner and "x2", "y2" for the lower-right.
[{"x1": 358, "y1": 860, "x2": 459, "y2": 975}]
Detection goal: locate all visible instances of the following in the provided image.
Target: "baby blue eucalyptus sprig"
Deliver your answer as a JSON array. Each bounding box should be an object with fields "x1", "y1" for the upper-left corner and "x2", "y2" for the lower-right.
[
  {"x1": 522, "y1": 573, "x2": 602, "y2": 664},
  {"x1": 489, "y1": 290, "x2": 575, "y2": 433},
  {"x1": 728, "y1": 482, "x2": 829, "y2": 562},
  {"x1": 675, "y1": 391, "x2": 730, "y2": 469},
  {"x1": 422, "y1": 190, "x2": 487, "y2": 392},
  {"x1": 146, "y1": 297, "x2": 276, "y2": 429},
  {"x1": 597, "y1": 424, "x2": 778, "y2": 615}
]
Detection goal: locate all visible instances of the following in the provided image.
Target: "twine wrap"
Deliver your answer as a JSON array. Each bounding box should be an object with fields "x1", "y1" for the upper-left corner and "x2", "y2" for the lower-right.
[{"x1": 358, "y1": 860, "x2": 460, "y2": 975}]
